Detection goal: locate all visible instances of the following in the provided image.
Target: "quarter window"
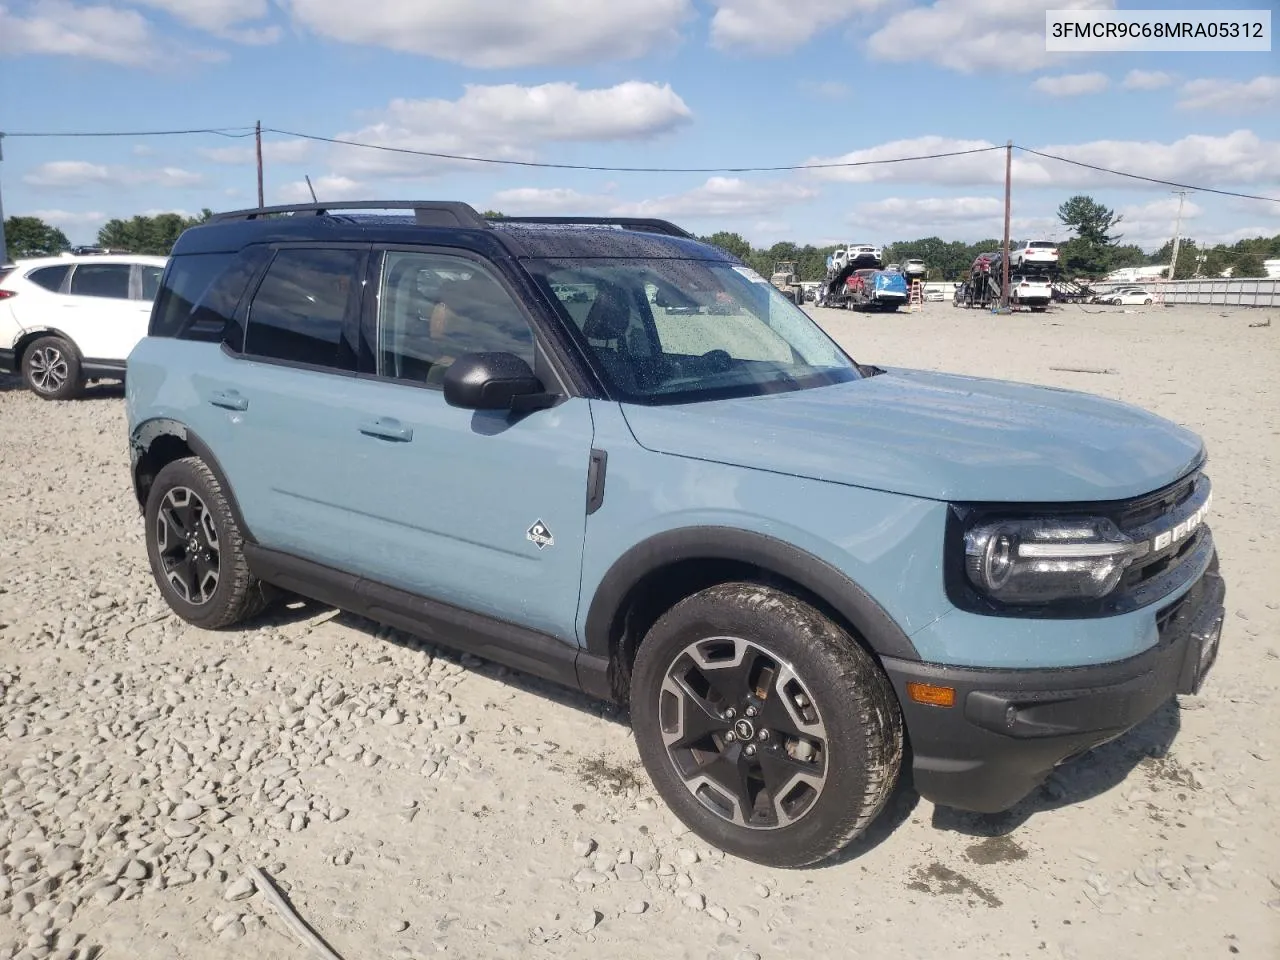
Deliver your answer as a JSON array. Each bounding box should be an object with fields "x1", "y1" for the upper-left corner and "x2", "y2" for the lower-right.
[
  {"x1": 26, "y1": 265, "x2": 70, "y2": 292},
  {"x1": 244, "y1": 248, "x2": 362, "y2": 370},
  {"x1": 376, "y1": 252, "x2": 534, "y2": 386},
  {"x1": 69, "y1": 263, "x2": 131, "y2": 299}
]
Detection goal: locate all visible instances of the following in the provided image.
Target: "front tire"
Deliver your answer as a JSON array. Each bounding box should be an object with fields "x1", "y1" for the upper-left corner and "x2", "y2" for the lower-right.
[
  {"x1": 22, "y1": 336, "x2": 82, "y2": 400},
  {"x1": 144, "y1": 457, "x2": 272, "y2": 629},
  {"x1": 630, "y1": 583, "x2": 903, "y2": 867}
]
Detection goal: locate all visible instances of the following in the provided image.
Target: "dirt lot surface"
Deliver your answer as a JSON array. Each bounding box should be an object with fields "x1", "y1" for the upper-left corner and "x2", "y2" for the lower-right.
[{"x1": 1, "y1": 301, "x2": 1277, "y2": 959}]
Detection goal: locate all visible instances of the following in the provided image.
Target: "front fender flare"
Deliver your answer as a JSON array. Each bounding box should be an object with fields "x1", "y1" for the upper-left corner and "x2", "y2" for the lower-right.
[{"x1": 583, "y1": 526, "x2": 920, "y2": 662}]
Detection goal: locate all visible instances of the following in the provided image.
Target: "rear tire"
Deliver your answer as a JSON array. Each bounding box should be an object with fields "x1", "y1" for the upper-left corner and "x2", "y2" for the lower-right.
[
  {"x1": 630, "y1": 583, "x2": 903, "y2": 867},
  {"x1": 22, "y1": 336, "x2": 82, "y2": 400},
  {"x1": 144, "y1": 457, "x2": 273, "y2": 629}
]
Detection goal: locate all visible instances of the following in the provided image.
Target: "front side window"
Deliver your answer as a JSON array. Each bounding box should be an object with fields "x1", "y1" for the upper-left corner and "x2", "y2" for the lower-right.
[
  {"x1": 244, "y1": 248, "x2": 361, "y2": 369},
  {"x1": 69, "y1": 263, "x2": 131, "y2": 299},
  {"x1": 376, "y1": 251, "x2": 534, "y2": 386},
  {"x1": 529, "y1": 258, "x2": 858, "y2": 404},
  {"x1": 27, "y1": 265, "x2": 70, "y2": 292}
]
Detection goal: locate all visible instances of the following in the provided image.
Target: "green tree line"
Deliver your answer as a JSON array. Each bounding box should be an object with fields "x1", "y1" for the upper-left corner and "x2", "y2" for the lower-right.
[{"x1": 5, "y1": 199, "x2": 1276, "y2": 279}]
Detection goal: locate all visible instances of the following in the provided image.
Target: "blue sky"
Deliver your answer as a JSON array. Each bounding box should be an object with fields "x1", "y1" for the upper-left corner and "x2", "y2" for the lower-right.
[{"x1": 1, "y1": 0, "x2": 1277, "y2": 249}]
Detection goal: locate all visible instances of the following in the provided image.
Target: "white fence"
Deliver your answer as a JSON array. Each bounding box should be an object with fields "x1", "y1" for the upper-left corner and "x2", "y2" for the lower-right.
[{"x1": 1153, "y1": 278, "x2": 1279, "y2": 308}]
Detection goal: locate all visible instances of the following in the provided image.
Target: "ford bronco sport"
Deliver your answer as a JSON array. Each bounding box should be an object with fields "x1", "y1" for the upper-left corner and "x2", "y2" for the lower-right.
[{"x1": 126, "y1": 202, "x2": 1225, "y2": 867}]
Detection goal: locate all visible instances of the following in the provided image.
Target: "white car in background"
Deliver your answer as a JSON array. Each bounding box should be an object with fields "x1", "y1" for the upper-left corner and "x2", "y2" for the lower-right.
[
  {"x1": 1009, "y1": 240, "x2": 1059, "y2": 269},
  {"x1": 0, "y1": 253, "x2": 168, "y2": 399},
  {"x1": 1108, "y1": 288, "x2": 1155, "y2": 306},
  {"x1": 1010, "y1": 274, "x2": 1052, "y2": 311}
]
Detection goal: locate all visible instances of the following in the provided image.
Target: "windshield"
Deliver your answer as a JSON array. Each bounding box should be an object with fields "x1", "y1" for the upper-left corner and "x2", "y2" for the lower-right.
[{"x1": 527, "y1": 257, "x2": 859, "y2": 404}]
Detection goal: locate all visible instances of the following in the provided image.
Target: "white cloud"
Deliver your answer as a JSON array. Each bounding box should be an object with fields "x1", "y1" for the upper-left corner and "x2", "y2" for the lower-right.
[
  {"x1": 199, "y1": 140, "x2": 312, "y2": 165},
  {"x1": 284, "y1": 0, "x2": 690, "y2": 67},
  {"x1": 803, "y1": 136, "x2": 1017, "y2": 185},
  {"x1": 708, "y1": 0, "x2": 885, "y2": 54},
  {"x1": 0, "y1": 0, "x2": 157, "y2": 65},
  {"x1": 804, "y1": 131, "x2": 1280, "y2": 190},
  {"x1": 866, "y1": 0, "x2": 1112, "y2": 74},
  {"x1": 25, "y1": 209, "x2": 108, "y2": 230},
  {"x1": 1122, "y1": 69, "x2": 1175, "y2": 90},
  {"x1": 23, "y1": 161, "x2": 205, "y2": 189},
  {"x1": 274, "y1": 175, "x2": 367, "y2": 204},
  {"x1": 490, "y1": 177, "x2": 817, "y2": 221},
  {"x1": 1032, "y1": 72, "x2": 1109, "y2": 97},
  {"x1": 1177, "y1": 76, "x2": 1280, "y2": 114},
  {"x1": 799, "y1": 80, "x2": 852, "y2": 100},
  {"x1": 848, "y1": 196, "x2": 1059, "y2": 243},
  {"x1": 124, "y1": 0, "x2": 279, "y2": 42},
  {"x1": 326, "y1": 82, "x2": 693, "y2": 180},
  {"x1": 1111, "y1": 196, "x2": 1203, "y2": 250}
]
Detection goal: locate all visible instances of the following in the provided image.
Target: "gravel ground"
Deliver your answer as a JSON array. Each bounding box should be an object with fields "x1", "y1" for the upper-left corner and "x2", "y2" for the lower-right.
[{"x1": 0, "y1": 301, "x2": 1277, "y2": 960}]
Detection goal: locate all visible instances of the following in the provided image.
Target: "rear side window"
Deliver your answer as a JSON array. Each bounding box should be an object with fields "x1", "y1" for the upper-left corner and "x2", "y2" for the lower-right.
[
  {"x1": 149, "y1": 253, "x2": 234, "y2": 339},
  {"x1": 70, "y1": 263, "x2": 131, "y2": 298},
  {"x1": 244, "y1": 248, "x2": 361, "y2": 370},
  {"x1": 139, "y1": 265, "x2": 164, "y2": 301},
  {"x1": 27, "y1": 265, "x2": 70, "y2": 292}
]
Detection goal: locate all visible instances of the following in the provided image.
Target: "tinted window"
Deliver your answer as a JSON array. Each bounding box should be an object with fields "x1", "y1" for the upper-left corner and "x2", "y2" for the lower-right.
[
  {"x1": 70, "y1": 263, "x2": 131, "y2": 299},
  {"x1": 140, "y1": 265, "x2": 164, "y2": 301},
  {"x1": 1030, "y1": 241, "x2": 1057, "y2": 248},
  {"x1": 149, "y1": 253, "x2": 234, "y2": 339},
  {"x1": 377, "y1": 252, "x2": 534, "y2": 386},
  {"x1": 27, "y1": 265, "x2": 70, "y2": 292},
  {"x1": 245, "y1": 248, "x2": 361, "y2": 369}
]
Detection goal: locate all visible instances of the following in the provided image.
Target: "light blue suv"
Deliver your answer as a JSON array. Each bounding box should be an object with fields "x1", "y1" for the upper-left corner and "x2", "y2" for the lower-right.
[{"x1": 126, "y1": 202, "x2": 1225, "y2": 866}]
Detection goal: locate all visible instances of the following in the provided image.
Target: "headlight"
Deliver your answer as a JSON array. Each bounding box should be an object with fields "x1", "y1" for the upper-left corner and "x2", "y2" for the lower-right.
[{"x1": 963, "y1": 517, "x2": 1145, "y2": 605}]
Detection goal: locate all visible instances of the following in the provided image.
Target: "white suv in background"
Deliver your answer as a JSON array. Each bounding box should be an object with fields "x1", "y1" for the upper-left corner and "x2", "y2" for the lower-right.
[
  {"x1": 1009, "y1": 240, "x2": 1059, "y2": 269},
  {"x1": 0, "y1": 253, "x2": 168, "y2": 399}
]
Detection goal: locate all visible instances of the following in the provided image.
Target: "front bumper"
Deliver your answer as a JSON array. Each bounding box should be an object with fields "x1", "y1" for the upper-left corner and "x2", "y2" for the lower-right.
[{"x1": 881, "y1": 559, "x2": 1225, "y2": 813}]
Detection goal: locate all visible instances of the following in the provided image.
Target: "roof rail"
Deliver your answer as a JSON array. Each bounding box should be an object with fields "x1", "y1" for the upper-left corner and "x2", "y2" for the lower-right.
[
  {"x1": 209, "y1": 201, "x2": 489, "y2": 229},
  {"x1": 493, "y1": 216, "x2": 694, "y2": 239}
]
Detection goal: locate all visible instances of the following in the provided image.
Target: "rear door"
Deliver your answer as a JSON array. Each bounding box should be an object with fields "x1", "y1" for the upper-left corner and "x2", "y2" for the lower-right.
[
  {"x1": 201, "y1": 244, "x2": 371, "y2": 568},
  {"x1": 64, "y1": 262, "x2": 150, "y2": 361}
]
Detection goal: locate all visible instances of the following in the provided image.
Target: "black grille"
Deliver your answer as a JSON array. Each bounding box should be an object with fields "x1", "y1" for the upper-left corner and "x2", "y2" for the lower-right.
[{"x1": 1116, "y1": 470, "x2": 1199, "y2": 529}]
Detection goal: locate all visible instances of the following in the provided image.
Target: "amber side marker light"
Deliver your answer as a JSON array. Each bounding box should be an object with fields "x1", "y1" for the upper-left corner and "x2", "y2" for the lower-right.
[{"x1": 906, "y1": 682, "x2": 956, "y2": 708}]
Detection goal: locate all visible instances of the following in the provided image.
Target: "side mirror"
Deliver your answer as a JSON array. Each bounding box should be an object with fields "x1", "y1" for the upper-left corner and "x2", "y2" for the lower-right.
[{"x1": 442, "y1": 352, "x2": 552, "y2": 411}]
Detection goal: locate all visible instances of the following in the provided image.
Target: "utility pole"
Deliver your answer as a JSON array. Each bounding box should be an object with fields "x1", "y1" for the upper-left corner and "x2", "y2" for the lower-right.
[
  {"x1": 1168, "y1": 189, "x2": 1189, "y2": 281},
  {"x1": 255, "y1": 121, "x2": 264, "y2": 208},
  {"x1": 1001, "y1": 139, "x2": 1012, "y2": 309},
  {"x1": 0, "y1": 133, "x2": 8, "y2": 265}
]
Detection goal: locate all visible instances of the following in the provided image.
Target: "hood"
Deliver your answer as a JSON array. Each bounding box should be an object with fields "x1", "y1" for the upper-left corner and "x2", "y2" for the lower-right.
[{"x1": 621, "y1": 368, "x2": 1205, "y2": 502}]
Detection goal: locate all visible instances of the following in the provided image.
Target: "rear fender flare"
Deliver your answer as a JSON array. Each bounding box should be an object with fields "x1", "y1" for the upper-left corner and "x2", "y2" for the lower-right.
[{"x1": 130, "y1": 419, "x2": 255, "y2": 542}]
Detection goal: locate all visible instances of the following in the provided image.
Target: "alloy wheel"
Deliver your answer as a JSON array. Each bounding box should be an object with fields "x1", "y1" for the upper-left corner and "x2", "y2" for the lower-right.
[
  {"x1": 155, "y1": 486, "x2": 220, "y2": 605},
  {"x1": 28, "y1": 346, "x2": 69, "y2": 394},
  {"x1": 659, "y1": 636, "x2": 828, "y2": 830}
]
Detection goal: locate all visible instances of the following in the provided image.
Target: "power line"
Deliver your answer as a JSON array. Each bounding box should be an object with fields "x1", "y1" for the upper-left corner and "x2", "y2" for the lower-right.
[
  {"x1": 1016, "y1": 146, "x2": 1280, "y2": 203},
  {"x1": 3, "y1": 125, "x2": 1278, "y2": 202},
  {"x1": 263, "y1": 128, "x2": 1003, "y2": 173},
  {"x1": 4, "y1": 127, "x2": 257, "y2": 138}
]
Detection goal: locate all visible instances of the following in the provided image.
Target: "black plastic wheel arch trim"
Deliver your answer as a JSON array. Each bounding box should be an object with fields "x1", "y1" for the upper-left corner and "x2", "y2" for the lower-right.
[
  {"x1": 583, "y1": 526, "x2": 921, "y2": 662},
  {"x1": 243, "y1": 543, "x2": 614, "y2": 699},
  {"x1": 130, "y1": 421, "x2": 257, "y2": 545}
]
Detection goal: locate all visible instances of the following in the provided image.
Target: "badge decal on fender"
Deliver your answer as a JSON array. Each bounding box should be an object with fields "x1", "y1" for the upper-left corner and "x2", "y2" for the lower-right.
[{"x1": 527, "y1": 520, "x2": 554, "y2": 550}]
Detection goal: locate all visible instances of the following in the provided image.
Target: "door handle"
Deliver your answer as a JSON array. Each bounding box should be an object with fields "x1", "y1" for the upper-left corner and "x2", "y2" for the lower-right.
[
  {"x1": 359, "y1": 418, "x2": 413, "y2": 442},
  {"x1": 209, "y1": 390, "x2": 249, "y2": 411}
]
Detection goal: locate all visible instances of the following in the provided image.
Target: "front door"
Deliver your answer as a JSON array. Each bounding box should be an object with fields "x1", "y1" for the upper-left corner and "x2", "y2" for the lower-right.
[{"x1": 339, "y1": 248, "x2": 595, "y2": 644}]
